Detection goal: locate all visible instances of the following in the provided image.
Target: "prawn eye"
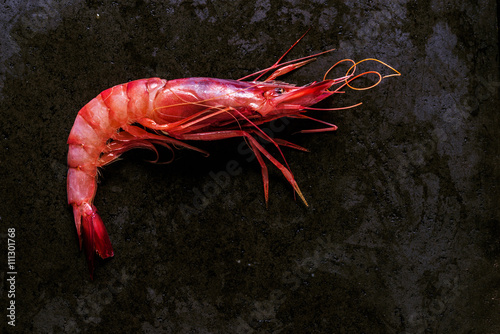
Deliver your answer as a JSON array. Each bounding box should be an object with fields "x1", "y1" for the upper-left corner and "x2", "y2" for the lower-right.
[{"x1": 264, "y1": 87, "x2": 286, "y2": 99}]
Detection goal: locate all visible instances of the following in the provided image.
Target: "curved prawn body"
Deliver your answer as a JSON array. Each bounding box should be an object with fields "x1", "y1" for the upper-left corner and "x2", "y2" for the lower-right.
[{"x1": 67, "y1": 37, "x2": 400, "y2": 278}]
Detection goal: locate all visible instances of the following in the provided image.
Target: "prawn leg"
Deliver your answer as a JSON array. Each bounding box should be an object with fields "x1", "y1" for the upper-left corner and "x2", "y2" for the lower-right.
[
  {"x1": 137, "y1": 106, "x2": 234, "y2": 134},
  {"x1": 121, "y1": 125, "x2": 209, "y2": 156},
  {"x1": 176, "y1": 130, "x2": 308, "y2": 206},
  {"x1": 98, "y1": 126, "x2": 209, "y2": 166},
  {"x1": 252, "y1": 131, "x2": 309, "y2": 152},
  {"x1": 287, "y1": 114, "x2": 339, "y2": 134},
  {"x1": 264, "y1": 58, "x2": 317, "y2": 82}
]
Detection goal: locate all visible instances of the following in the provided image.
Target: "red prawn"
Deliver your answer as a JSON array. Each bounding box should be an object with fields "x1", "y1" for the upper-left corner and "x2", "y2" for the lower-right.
[{"x1": 67, "y1": 34, "x2": 400, "y2": 278}]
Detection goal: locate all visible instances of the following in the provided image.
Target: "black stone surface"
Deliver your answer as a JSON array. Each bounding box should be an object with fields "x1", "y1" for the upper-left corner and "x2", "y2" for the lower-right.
[{"x1": 0, "y1": 1, "x2": 499, "y2": 333}]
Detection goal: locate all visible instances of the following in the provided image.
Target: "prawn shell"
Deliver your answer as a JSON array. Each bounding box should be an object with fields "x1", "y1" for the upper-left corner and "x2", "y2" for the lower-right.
[
  {"x1": 78, "y1": 96, "x2": 111, "y2": 136},
  {"x1": 125, "y1": 78, "x2": 166, "y2": 121},
  {"x1": 126, "y1": 80, "x2": 150, "y2": 120},
  {"x1": 67, "y1": 168, "x2": 96, "y2": 205},
  {"x1": 67, "y1": 114, "x2": 102, "y2": 151},
  {"x1": 100, "y1": 84, "x2": 129, "y2": 128},
  {"x1": 67, "y1": 144, "x2": 93, "y2": 169}
]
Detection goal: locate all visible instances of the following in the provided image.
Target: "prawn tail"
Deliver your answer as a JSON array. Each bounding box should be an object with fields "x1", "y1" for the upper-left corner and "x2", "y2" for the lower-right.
[
  {"x1": 72, "y1": 202, "x2": 114, "y2": 279},
  {"x1": 79, "y1": 204, "x2": 114, "y2": 280}
]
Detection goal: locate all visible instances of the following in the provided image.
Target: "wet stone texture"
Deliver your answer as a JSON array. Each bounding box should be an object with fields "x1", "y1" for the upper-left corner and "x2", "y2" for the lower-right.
[{"x1": 0, "y1": 0, "x2": 499, "y2": 333}]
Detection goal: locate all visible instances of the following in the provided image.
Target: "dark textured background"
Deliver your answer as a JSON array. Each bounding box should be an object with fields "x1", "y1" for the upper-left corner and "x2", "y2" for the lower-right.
[{"x1": 1, "y1": 0, "x2": 499, "y2": 333}]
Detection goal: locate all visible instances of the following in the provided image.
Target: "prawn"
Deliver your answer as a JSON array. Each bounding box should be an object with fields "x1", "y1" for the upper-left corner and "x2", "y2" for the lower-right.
[{"x1": 67, "y1": 33, "x2": 400, "y2": 278}]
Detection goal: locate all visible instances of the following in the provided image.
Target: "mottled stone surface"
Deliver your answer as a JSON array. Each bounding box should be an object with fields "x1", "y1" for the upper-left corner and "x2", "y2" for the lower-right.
[{"x1": 0, "y1": 0, "x2": 499, "y2": 332}]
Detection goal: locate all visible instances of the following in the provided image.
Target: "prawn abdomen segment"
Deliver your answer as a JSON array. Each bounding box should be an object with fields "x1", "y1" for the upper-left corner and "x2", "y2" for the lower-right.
[
  {"x1": 67, "y1": 167, "x2": 97, "y2": 205},
  {"x1": 67, "y1": 114, "x2": 104, "y2": 150},
  {"x1": 125, "y1": 78, "x2": 166, "y2": 121},
  {"x1": 96, "y1": 78, "x2": 167, "y2": 127}
]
